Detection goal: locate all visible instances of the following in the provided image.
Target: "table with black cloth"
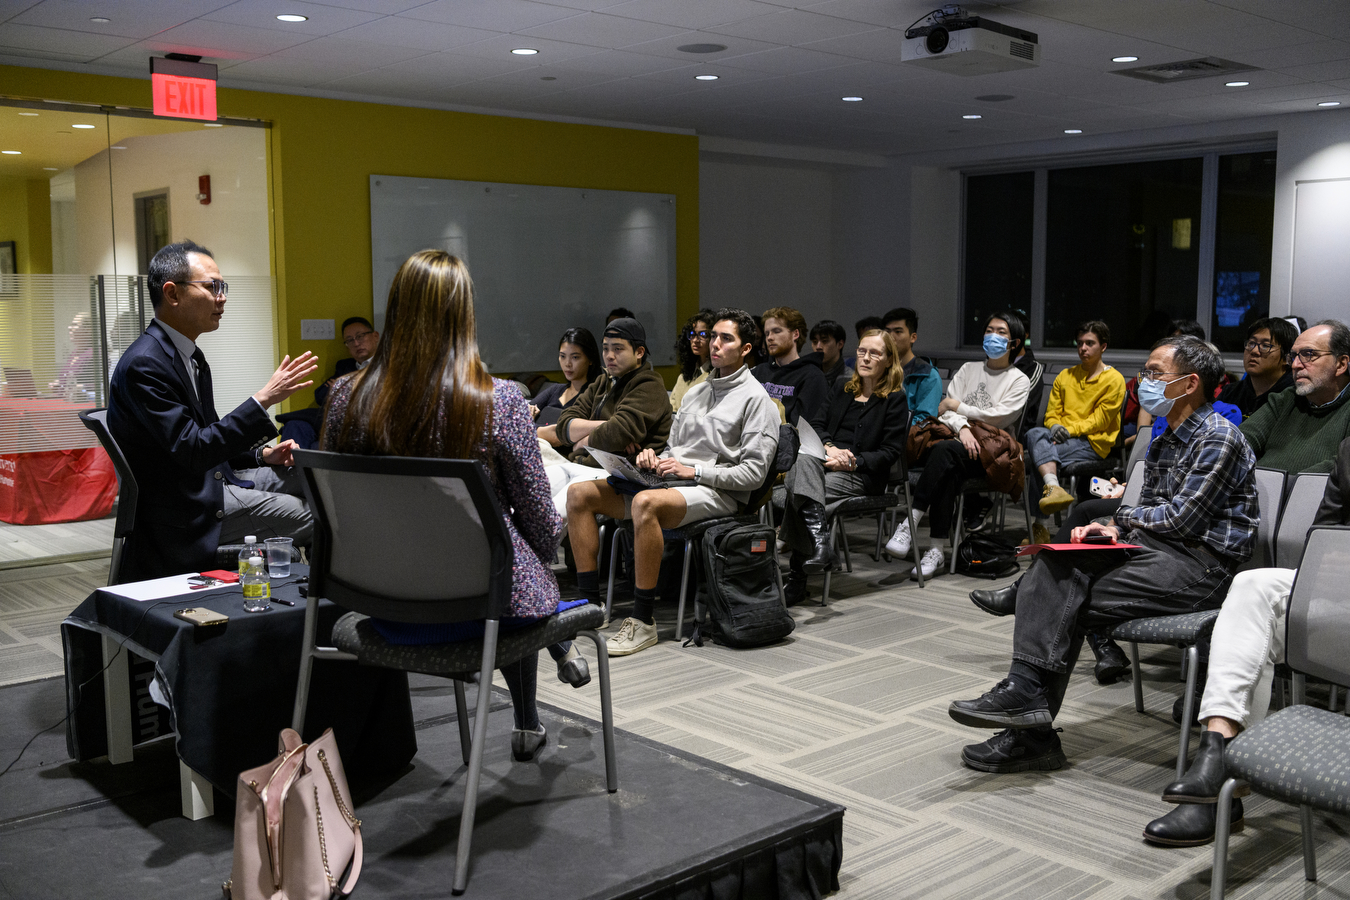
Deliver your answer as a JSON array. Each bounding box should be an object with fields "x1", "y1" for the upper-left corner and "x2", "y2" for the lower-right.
[{"x1": 60, "y1": 565, "x2": 416, "y2": 818}]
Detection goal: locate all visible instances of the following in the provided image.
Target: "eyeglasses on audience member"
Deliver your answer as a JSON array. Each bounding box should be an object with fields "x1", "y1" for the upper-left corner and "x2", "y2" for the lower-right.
[
  {"x1": 184, "y1": 279, "x2": 228, "y2": 297},
  {"x1": 686, "y1": 329, "x2": 709, "y2": 340},
  {"x1": 1243, "y1": 339, "x2": 1281, "y2": 355},
  {"x1": 343, "y1": 330, "x2": 375, "y2": 347},
  {"x1": 1136, "y1": 369, "x2": 1189, "y2": 383},
  {"x1": 1290, "y1": 348, "x2": 1337, "y2": 365},
  {"x1": 855, "y1": 348, "x2": 887, "y2": 361}
]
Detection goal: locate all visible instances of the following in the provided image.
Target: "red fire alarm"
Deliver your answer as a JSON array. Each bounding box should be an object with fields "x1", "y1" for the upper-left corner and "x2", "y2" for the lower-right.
[{"x1": 197, "y1": 175, "x2": 211, "y2": 205}]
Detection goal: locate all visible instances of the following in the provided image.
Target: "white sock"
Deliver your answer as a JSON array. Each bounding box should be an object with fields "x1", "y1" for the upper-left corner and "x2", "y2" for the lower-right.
[{"x1": 1043, "y1": 473, "x2": 1060, "y2": 489}]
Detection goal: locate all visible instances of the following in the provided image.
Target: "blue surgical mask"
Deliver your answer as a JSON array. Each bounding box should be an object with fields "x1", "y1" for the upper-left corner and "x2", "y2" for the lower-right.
[
  {"x1": 982, "y1": 333, "x2": 1009, "y2": 359},
  {"x1": 1137, "y1": 376, "x2": 1186, "y2": 417}
]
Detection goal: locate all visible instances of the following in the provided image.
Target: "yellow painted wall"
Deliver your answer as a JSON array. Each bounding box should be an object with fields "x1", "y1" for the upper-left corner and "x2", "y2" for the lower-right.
[
  {"x1": 24, "y1": 177, "x2": 52, "y2": 274},
  {"x1": 0, "y1": 65, "x2": 699, "y2": 399},
  {"x1": 0, "y1": 176, "x2": 30, "y2": 273}
]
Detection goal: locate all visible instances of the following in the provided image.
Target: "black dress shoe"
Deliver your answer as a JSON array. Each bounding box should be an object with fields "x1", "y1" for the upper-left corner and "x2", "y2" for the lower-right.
[
  {"x1": 970, "y1": 580, "x2": 1019, "y2": 617},
  {"x1": 1162, "y1": 731, "x2": 1250, "y2": 804},
  {"x1": 1143, "y1": 798, "x2": 1244, "y2": 847},
  {"x1": 798, "y1": 501, "x2": 835, "y2": 575},
  {"x1": 784, "y1": 571, "x2": 809, "y2": 607},
  {"x1": 1086, "y1": 632, "x2": 1131, "y2": 684},
  {"x1": 962, "y1": 727, "x2": 1066, "y2": 773},
  {"x1": 949, "y1": 678, "x2": 1053, "y2": 729}
]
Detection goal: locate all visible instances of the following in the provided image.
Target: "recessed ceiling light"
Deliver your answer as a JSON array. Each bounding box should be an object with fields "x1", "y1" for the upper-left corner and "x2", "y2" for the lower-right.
[
  {"x1": 962, "y1": 114, "x2": 982, "y2": 119},
  {"x1": 1318, "y1": 101, "x2": 1341, "y2": 107},
  {"x1": 2, "y1": 150, "x2": 20, "y2": 155},
  {"x1": 1064, "y1": 129, "x2": 1083, "y2": 134},
  {"x1": 1112, "y1": 56, "x2": 1138, "y2": 63},
  {"x1": 678, "y1": 43, "x2": 727, "y2": 54},
  {"x1": 72, "y1": 123, "x2": 95, "y2": 129},
  {"x1": 1226, "y1": 81, "x2": 1249, "y2": 87},
  {"x1": 842, "y1": 96, "x2": 863, "y2": 102},
  {"x1": 18, "y1": 112, "x2": 37, "y2": 116},
  {"x1": 90, "y1": 16, "x2": 110, "y2": 23},
  {"x1": 695, "y1": 74, "x2": 718, "y2": 81},
  {"x1": 111, "y1": 145, "x2": 127, "y2": 150},
  {"x1": 203, "y1": 122, "x2": 224, "y2": 127},
  {"x1": 511, "y1": 48, "x2": 538, "y2": 55},
  {"x1": 43, "y1": 167, "x2": 58, "y2": 171},
  {"x1": 276, "y1": 14, "x2": 308, "y2": 22}
]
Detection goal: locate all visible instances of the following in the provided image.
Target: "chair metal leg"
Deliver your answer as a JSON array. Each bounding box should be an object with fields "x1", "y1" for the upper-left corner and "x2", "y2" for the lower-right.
[
  {"x1": 290, "y1": 595, "x2": 321, "y2": 732},
  {"x1": 1211, "y1": 777, "x2": 1238, "y2": 900},
  {"x1": 605, "y1": 526, "x2": 623, "y2": 623},
  {"x1": 1178, "y1": 645, "x2": 1200, "y2": 779},
  {"x1": 675, "y1": 538, "x2": 693, "y2": 640},
  {"x1": 1130, "y1": 641, "x2": 1145, "y2": 714},
  {"x1": 452, "y1": 620, "x2": 499, "y2": 895},
  {"x1": 1293, "y1": 672, "x2": 1307, "y2": 706},
  {"x1": 872, "y1": 511, "x2": 885, "y2": 562},
  {"x1": 950, "y1": 493, "x2": 965, "y2": 575},
  {"x1": 1300, "y1": 804, "x2": 1318, "y2": 882},
  {"x1": 454, "y1": 680, "x2": 471, "y2": 766},
  {"x1": 577, "y1": 629, "x2": 618, "y2": 793},
  {"x1": 840, "y1": 516, "x2": 853, "y2": 573},
  {"x1": 905, "y1": 483, "x2": 924, "y2": 589},
  {"x1": 1330, "y1": 685, "x2": 1340, "y2": 712},
  {"x1": 822, "y1": 518, "x2": 840, "y2": 606}
]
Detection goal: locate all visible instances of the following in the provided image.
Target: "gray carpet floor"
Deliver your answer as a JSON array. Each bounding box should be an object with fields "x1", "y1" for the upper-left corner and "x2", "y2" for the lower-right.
[{"x1": 2, "y1": 517, "x2": 1349, "y2": 898}]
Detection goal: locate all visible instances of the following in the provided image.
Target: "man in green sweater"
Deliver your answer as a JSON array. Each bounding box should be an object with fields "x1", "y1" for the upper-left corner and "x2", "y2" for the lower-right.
[{"x1": 1239, "y1": 320, "x2": 1350, "y2": 474}]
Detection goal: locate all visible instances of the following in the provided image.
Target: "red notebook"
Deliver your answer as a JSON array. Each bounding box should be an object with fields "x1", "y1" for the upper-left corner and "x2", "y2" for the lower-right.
[{"x1": 1016, "y1": 543, "x2": 1140, "y2": 557}]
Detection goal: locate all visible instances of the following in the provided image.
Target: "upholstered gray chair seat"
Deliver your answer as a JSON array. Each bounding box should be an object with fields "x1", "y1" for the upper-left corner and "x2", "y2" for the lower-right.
[
  {"x1": 1061, "y1": 457, "x2": 1113, "y2": 477},
  {"x1": 1110, "y1": 609, "x2": 1219, "y2": 646},
  {"x1": 332, "y1": 603, "x2": 605, "y2": 678},
  {"x1": 825, "y1": 492, "x2": 897, "y2": 517},
  {"x1": 1226, "y1": 704, "x2": 1350, "y2": 813}
]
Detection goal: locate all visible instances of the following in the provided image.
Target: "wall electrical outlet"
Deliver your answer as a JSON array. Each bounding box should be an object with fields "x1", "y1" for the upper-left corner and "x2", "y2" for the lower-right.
[{"x1": 300, "y1": 319, "x2": 335, "y2": 341}]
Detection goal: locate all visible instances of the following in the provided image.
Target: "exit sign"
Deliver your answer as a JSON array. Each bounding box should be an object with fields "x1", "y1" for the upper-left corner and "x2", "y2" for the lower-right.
[{"x1": 151, "y1": 73, "x2": 217, "y2": 120}]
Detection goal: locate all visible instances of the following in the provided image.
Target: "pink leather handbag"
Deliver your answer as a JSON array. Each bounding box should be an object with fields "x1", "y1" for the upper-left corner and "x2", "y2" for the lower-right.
[{"x1": 224, "y1": 728, "x2": 363, "y2": 900}]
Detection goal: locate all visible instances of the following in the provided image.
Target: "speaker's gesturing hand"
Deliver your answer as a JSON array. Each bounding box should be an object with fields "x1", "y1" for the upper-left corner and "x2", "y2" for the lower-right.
[{"x1": 254, "y1": 352, "x2": 318, "y2": 408}]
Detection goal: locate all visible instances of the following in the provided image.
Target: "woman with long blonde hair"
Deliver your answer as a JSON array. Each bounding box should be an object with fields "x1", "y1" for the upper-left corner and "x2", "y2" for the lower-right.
[
  {"x1": 321, "y1": 249, "x2": 582, "y2": 761},
  {"x1": 780, "y1": 328, "x2": 910, "y2": 604}
]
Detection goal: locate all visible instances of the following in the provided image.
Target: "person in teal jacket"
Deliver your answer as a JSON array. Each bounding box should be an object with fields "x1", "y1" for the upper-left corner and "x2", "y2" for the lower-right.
[{"x1": 882, "y1": 307, "x2": 943, "y2": 422}]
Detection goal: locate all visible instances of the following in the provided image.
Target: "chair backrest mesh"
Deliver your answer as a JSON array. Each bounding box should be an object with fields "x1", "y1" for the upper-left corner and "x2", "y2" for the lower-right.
[
  {"x1": 1242, "y1": 467, "x2": 1287, "y2": 571},
  {"x1": 79, "y1": 408, "x2": 137, "y2": 539},
  {"x1": 1277, "y1": 473, "x2": 1331, "y2": 569},
  {"x1": 1121, "y1": 460, "x2": 1146, "y2": 506},
  {"x1": 1286, "y1": 526, "x2": 1350, "y2": 686}
]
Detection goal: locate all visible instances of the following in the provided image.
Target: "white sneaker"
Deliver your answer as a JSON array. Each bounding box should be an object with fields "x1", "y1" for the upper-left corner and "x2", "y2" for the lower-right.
[
  {"x1": 911, "y1": 547, "x2": 944, "y2": 579},
  {"x1": 886, "y1": 519, "x2": 912, "y2": 557},
  {"x1": 606, "y1": 617, "x2": 658, "y2": 656}
]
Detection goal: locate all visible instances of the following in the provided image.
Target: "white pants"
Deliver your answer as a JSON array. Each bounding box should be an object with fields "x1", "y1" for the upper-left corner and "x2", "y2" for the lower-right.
[
  {"x1": 1198, "y1": 567, "x2": 1296, "y2": 728},
  {"x1": 548, "y1": 462, "x2": 609, "y2": 525}
]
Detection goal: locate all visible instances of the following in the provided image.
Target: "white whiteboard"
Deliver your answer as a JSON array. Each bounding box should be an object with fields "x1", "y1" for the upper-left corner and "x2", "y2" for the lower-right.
[
  {"x1": 1291, "y1": 178, "x2": 1350, "y2": 326},
  {"x1": 370, "y1": 175, "x2": 677, "y2": 373}
]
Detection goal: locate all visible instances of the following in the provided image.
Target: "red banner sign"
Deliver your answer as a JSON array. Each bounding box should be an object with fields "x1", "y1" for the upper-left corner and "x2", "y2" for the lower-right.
[{"x1": 151, "y1": 72, "x2": 217, "y2": 121}]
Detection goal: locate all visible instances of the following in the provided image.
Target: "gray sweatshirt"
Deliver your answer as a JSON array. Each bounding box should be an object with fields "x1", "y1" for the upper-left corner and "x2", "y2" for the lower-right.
[{"x1": 662, "y1": 363, "x2": 780, "y2": 504}]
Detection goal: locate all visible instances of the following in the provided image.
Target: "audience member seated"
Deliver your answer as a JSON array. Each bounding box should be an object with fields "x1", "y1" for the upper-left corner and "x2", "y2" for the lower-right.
[
  {"x1": 781, "y1": 330, "x2": 910, "y2": 603},
  {"x1": 565, "y1": 309, "x2": 779, "y2": 657},
  {"x1": 1141, "y1": 434, "x2": 1350, "y2": 846},
  {"x1": 108, "y1": 240, "x2": 317, "y2": 581},
  {"x1": 1238, "y1": 319, "x2": 1350, "y2": 474},
  {"x1": 950, "y1": 337, "x2": 1257, "y2": 773},
  {"x1": 321, "y1": 250, "x2": 586, "y2": 760},
  {"x1": 810, "y1": 319, "x2": 853, "y2": 391},
  {"x1": 1217, "y1": 317, "x2": 1297, "y2": 419},
  {"x1": 671, "y1": 308, "x2": 716, "y2": 411},
  {"x1": 753, "y1": 306, "x2": 828, "y2": 425},
  {"x1": 1137, "y1": 319, "x2": 1213, "y2": 437},
  {"x1": 1026, "y1": 320, "x2": 1125, "y2": 519},
  {"x1": 278, "y1": 316, "x2": 379, "y2": 449},
  {"x1": 881, "y1": 306, "x2": 942, "y2": 423},
  {"x1": 50, "y1": 312, "x2": 97, "y2": 402},
  {"x1": 540, "y1": 318, "x2": 672, "y2": 525},
  {"x1": 886, "y1": 312, "x2": 1031, "y2": 580},
  {"x1": 605, "y1": 306, "x2": 635, "y2": 326},
  {"x1": 530, "y1": 327, "x2": 601, "y2": 424},
  {"x1": 1010, "y1": 317, "x2": 1044, "y2": 446},
  {"x1": 845, "y1": 315, "x2": 884, "y2": 370}
]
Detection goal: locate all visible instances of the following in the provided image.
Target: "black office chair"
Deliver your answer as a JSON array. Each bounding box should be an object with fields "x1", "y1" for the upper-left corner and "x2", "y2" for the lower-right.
[
  {"x1": 290, "y1": 449, "x2": 616, "y2": 895},
  {"x1": 77, "y1": 408, "x2": 138, "y2": 586}
]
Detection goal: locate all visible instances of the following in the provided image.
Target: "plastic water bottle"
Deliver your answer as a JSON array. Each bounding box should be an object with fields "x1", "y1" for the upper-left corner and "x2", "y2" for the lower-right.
[
  {"x1": 242, "y1": 555, "x2": 271, "y2": 612},
  {"x1": 238, "y1": 535, "x2": 258, "y2": 576}
]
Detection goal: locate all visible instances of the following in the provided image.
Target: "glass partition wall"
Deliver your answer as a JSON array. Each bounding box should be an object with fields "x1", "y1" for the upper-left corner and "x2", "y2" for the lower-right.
[{"x1": 0, "y1": 99, "x2": 273, "y2": 539}]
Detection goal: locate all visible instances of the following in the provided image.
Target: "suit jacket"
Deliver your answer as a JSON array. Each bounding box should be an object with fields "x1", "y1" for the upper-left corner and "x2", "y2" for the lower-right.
[
  {"x1": 108, "y1": 320, "x2": 277, "y2": 581},
  {"x1": 810, "y1": 380, "x2": 909, "y2": 494},
  {"x1": 1313, "y1": 435, "x2": 1350, "y2": 528}
]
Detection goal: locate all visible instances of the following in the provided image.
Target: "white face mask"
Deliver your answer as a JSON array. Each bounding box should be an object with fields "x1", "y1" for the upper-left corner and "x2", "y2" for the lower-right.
[{"x1": 1137, "y1": 375, "x2": 1187, "y2": 417}]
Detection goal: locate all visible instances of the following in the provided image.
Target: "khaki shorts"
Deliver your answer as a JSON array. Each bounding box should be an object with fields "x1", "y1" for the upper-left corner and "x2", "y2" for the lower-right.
[{"x1": 619, "y1": 484, "x2": 740, "y2": 527}]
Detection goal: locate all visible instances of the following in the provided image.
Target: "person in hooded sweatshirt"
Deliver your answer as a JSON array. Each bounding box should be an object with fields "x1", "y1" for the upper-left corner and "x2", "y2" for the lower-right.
[{"x1": 752, "y1": 306, "x2": 829, "y2": 426}]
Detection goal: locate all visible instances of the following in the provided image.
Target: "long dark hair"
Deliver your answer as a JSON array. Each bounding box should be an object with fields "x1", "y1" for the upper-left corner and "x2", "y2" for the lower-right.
[
  {"x1": 560, "y1": 326, "x2": 602, "y2": 385},
  {"x1": 329, "y1": 250, "x2": 493, "y2": 458},
  {"x1": 676, "y1": 308, "x2": 716, "y2": 381}
]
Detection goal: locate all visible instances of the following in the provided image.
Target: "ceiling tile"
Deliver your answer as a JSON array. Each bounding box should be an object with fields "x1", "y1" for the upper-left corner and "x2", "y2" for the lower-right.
[
  {"x1": 517, "y1": 11, "x2": 687, "y2": 48},
  {"x1": 0, "y1": 21, "x2": 133, "y2": 58},
  {"x1": 1280, "y1": 57, "x2": 1350, "y2": 83},
  {"x1": 799, "y1": 0, "x2": 933, "y2": 29},
  {"x1": 203, "y1": 0, "x2": 382, "y2": 35},
  {"x1": 332, "y1": 16, "x2": 499, "y2": 52},
  {"x1": 8, "y1": 0, "x2": 231, "y2": 39},
  {"x1": 620, "y1": 29, "x2": 782, "y2": 62},
  {"x1": 219, "y1": 53, "x2": 386, "y2": 85},
  {"x1": 138, "y1": 19, "x2": 317, "y2": 59},
  {"x1": 1246, "y1": 39, "x2": 1350, "y2": 70},
  {"x1": 400, "y1": 0, "x2": 577, "y2": 32},
  {"x1": 265, "y1": 35, "x2": 431, "y2": 66},
  {"x1": 556, "y1": 47, "x2": 695, "y2": 76},
  {"x1": 301, "y1": 0, "x2": 429, "y2": 11},
  {"x1": 449, "y1": 32, "x2": 605, "y2": 63},
  {"x1": 716, "y1": 44, "x2": 858, "y2": 76},
  {"x1": 706, "y1": 8, "x2": 877, "y2": 46},
  {"x1": 796, "y1": 27, "x2": 910, "y2": 63},
  {"x1": 600, "y1": 0, "x2": 778, "y2": 30}
]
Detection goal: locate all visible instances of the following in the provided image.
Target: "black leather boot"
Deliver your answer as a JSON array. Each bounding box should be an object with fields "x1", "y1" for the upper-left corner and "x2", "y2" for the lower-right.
[
  {"x1": 1163, "y1": 731, "x2": 1250, "y2": 803},
  {"x1": 970, "y1": 578, "x2": 1020, "y2": 617},
  {"x1": 799, "y1": 501, "x2": 834, "y2": 575},
  {"x1": 1086, "y1": 631, "x2": 1131, "y2": 684},
  {"x1": 785, "y1": 553, "x2": 809, "y2": 607},
  {"x1": 1143, "y1": 798, "x2": 1244, "y2": 846}
]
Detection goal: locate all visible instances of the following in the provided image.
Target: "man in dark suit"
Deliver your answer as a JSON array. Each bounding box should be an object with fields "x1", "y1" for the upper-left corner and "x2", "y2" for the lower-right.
[
  {"x1": 279, "y1": 316, "x2": 380, "y2": 448},
  {"x1": 108, "y1": 240, "x2": 318, "y2": 581}
]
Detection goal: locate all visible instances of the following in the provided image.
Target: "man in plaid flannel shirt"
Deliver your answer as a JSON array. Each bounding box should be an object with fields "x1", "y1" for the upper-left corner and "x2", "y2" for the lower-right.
[{"x1": 949, "y1": 336, "x2": 1259, "y2": 774}]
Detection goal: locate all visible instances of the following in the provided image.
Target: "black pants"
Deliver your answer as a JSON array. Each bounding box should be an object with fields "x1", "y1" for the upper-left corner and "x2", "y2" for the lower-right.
[
  {"x1": 1051, "y1": 498, "x2": 1123, "y2": 543},
  {"x1": 912, "y1": 439, "x2": 985, "y2": 540},
  {"x1": 1012, "y1": 529, "x2": 1233, "y2": 717}
]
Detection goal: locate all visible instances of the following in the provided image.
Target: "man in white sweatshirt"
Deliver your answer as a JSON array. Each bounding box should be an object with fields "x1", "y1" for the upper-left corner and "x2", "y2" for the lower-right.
[
  {"x1": 886, "y1": 311, "x2": 1031, "y2": 578},
  {"x1": 567, "y1": 308, "x2": 781, "y2": 657}
]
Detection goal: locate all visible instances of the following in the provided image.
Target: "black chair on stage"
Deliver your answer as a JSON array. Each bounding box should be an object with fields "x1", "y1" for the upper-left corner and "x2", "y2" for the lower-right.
[
  {"x1": 604, "y1": 424, "x2": 796, "y2": 640},
  {"x1": 290, "y1": 449, "x2": 616, "y2": 895},
  {"x1": 78, "y1": 408, "x2": 138, "y2": 585},
  {"x1": 1210, "y1": 526, "x2": 1350, "y2": 899}
]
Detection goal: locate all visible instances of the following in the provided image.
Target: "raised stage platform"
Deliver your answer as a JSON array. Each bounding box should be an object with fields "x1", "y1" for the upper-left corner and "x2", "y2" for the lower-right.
[{"x1": 0, "y1": 673, "x2": 843, "y2": 899}]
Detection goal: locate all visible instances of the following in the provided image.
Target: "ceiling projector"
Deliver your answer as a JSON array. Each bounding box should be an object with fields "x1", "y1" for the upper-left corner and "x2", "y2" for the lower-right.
[{"x1": 902, "y1": 5, "x2": 1040, "y2": 76}]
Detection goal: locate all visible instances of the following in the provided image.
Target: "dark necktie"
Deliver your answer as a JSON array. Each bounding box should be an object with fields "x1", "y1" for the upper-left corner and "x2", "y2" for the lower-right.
[{"x1": 191, "y1": 347, "x2": 214, "y2": 417}]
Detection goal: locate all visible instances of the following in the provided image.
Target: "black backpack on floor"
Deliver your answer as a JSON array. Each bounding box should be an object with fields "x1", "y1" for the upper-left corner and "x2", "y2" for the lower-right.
[
  {"x1": 955, "y1": 533, "x2": 1021, "y2": 579},
  {"x1": 689, "y1": 521, "x2": 795, "y2": 649}
]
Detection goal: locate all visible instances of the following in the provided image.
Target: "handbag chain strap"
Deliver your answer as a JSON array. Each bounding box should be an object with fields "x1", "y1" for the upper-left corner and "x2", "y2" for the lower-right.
[
  {"x1": 317, "y1": 749, "x2": 361, "y2": 828},
  {"x1": 315, "y1": 785, "x2": 334, "y2": 889}
]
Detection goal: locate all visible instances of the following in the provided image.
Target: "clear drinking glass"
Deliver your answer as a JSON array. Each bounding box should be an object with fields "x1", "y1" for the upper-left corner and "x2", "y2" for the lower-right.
[{"x1": 265, "y1": 537, "x2": 293, "y2": 578}]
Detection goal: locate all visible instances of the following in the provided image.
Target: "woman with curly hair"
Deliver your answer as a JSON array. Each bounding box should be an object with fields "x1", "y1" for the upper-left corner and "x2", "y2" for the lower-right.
[{"x1": 670, "y1": 308, "x2": 716, "y2": 411}]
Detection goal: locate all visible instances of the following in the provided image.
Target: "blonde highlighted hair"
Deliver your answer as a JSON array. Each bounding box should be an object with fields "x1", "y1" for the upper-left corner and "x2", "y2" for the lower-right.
[{"x1": 845, "y1": 329, "x2": 906, "y2": 399}]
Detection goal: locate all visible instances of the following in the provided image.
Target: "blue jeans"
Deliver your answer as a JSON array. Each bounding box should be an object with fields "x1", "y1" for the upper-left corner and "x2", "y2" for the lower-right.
[{"x1": 1024, "y1": 426, "x2": 1107, "y2": 501}]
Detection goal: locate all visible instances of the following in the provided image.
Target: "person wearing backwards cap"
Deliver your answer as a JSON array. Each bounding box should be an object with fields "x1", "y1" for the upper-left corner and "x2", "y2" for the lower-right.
[{"x1": 541, "y1": 317, "x2": 673, "y2": 527}]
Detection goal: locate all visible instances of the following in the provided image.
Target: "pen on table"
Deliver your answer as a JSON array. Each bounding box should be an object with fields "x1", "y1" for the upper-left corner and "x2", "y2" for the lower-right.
[{"x1": 274, "y1": 598, "x2": 295, "y2": 606}]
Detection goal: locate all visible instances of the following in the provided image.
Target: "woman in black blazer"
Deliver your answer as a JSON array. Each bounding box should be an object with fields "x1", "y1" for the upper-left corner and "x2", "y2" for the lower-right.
[{"x1": 781, "y1": 329, "x2": 909, "y2": 604}]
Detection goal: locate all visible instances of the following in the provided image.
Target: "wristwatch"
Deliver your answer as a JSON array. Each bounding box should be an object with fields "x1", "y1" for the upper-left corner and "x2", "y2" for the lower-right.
[{"x1": 694, "y1": 464, "x2": 703, "y2": 484}]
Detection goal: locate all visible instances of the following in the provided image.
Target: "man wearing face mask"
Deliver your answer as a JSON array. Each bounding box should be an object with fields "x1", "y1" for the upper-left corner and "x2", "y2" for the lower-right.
[
  {"x1": 886, "y1": 312, "x2": 1031, "y2": 579},
  {"x1": 950, "y1": 336, "x2": 1258, "y2": 774}
]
